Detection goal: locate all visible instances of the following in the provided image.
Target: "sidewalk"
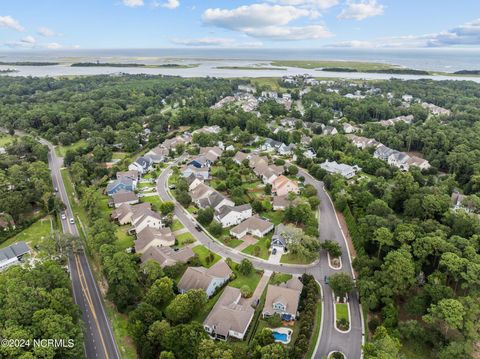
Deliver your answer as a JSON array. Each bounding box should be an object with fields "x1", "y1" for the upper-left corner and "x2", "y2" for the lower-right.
[
  {"x1": 241, "y1": 270, "x2": 272, "y2": 306},
  {"x1": 235, "y1": 235, "x2": 258, "y2": 252}
]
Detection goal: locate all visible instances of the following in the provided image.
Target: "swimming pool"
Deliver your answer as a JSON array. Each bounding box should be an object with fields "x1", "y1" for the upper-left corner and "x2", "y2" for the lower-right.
[
  {"x1": 271, "y1": 328, "x2": 293, "y2": 344},
  {"x1": 273, "y1": 332, "x2": 288, "y2": 343}
]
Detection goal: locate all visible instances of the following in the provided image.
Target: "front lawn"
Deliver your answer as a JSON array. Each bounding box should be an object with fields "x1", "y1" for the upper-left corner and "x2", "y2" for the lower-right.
[
  {"x1": 229, "y1": 262, "x2": 263, "y2": 291},
  {"x1": 280, "y1": 252, "x2": 317, "y2": 265},
  {"x1": 221, "y1": 237, "x2": 243, "y2": 248},
  {"x1": 0, "y1": 216, "x2": 52, "y2": 250},
  {"x1": 269, "y1": 272, "x2": 292, "y2": 285},
  {"x1": 192, "y1": 245, "x2": 221, "y2": 268},
  {"x1": 171, "y1": 219, "x2": 185, "y2": 232},
  {"x1": 176, "y1": 232, "x2": 196, "y2": 247},
  {"x1": 242, "y1": 237, "x2": 270, "y2": 260},
  {"x1": 140, "y1": 195, "x2": 162, "y2": 211}
]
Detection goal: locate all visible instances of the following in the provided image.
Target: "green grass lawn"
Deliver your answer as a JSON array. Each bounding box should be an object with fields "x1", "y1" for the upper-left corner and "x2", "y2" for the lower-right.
[
  {"x1": 105, "y1": 303, "x2": 137, "y2": 359},
  {"x1": 306, "y1": 302, "x2": 323, "y2": 359},
  {"x1": 269, "y1": 272, "x2": 292, "y2": 285},
  {"x1": 98, "y1": 195, "x2": 111, "y2": 219},
  {"x1": 55, "y1": 139, "x2": 88, "y2": 157},
  {"x1": 192, "y1": 245, "x2": 221, "y2": 268},
  {"x1": 221, "y1": 237, "x2": 243, "y2": 248},
  {"x1": 171, "y1": 219, "x2": 184, "y2": 232},
  {"x1": 187, "y1": 205, "x2": 197, "y2": 214},
  {"x1": 0, "y1": 133, "x2": 15, "y2": 147},
  {"x1": 336, "y1": 303, "x2": 349, "y2": 322},
  {"x1": 280, "y1": 252, "x2": 317, "y2": 265},
  {"x1": 137, "y1": 181, "x2": 155, "y2": 189},
  {"x1": 112, "y1": 152, "x2": 128, "y2": 160},
  {"x1": 271, "y1": 60, "x2": 396, "y2": 71},
  {"x1": 262, "y1": 211, "x2": 284, "y2": 225},
  {"x1": 140, "y1": 195, "x2": 162, "y2": 211},
  {"x1": 116, "y1": 227, "x2": 133, "y2": 251},
  {"x1": 230, "y1": 262, "x2": 263, "y2": 291},
  {"x1": 60, "y1": 169, "x2": 89, "y2": 232},
  {"x1": 247, "y1": 78, "x2": 284, "y2": 92},
  {"x1": 0, "y1": 216, "x2": 52, "y2": 249},
  {"x1": 242, "y1": 237, "x2": 270, "y2": 260},
  {"x1": 175, "y1": 232, "x2": 196, "y2": 247}
]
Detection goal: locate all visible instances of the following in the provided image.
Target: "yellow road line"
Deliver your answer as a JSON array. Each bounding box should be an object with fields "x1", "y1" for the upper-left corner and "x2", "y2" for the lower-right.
[{"x1": 75, "y1": 255, "x2": 109, "y2": 359}]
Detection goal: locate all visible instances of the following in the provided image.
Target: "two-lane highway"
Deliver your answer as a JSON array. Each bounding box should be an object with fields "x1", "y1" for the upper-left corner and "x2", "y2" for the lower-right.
[{"x1": 44, "y1": 137, "x2": 120, "y2": 359}]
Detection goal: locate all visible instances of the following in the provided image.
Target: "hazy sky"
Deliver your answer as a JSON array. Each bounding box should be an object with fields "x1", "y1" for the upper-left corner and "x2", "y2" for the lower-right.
[{"x1": 1, "y1": 0, "x2": 479, "y2": 50}]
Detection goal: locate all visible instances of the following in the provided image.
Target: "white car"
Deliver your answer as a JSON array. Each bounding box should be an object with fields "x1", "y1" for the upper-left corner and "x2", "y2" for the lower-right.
[
  {"x1": 69, "y1": 218, "x2": 75, "y2": 224},
  {"x1": 61, "y1": 213, "x2": 66, "y2": 220}
]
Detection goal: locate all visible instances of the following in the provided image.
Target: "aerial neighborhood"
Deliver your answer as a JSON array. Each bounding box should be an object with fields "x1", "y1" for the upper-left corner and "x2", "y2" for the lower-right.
[{"x1": 2, "y1": 71, "x2": 477, "y2": 359}]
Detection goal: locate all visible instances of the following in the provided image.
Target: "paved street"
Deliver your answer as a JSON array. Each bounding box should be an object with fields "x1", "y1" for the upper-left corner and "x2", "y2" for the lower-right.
[
  {"x1": 2, "y1": 128, "x2": 121, "y2": 359},
  {"x1": 157, "y1": 162, "x2": 363, "y2": 359}
]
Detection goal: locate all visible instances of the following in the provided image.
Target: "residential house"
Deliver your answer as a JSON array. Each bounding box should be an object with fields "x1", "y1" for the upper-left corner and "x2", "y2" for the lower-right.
[
  {"x1": 185, "y1": 173, "x2": 203, "y2": 191},
  {"x1": 117, "y1": 170, "x2": 139, "y2": 183},
  {"x1": 378, "y1": 115, "x2": 414, "y2": 126},
  {"x1": 233, "y1": 151, "x2": 249, "y2": 164},
  {"x1": 320, "y1": 160, "x2": 361, "y2": 179},
  {"x1": 131, "y1": 207, "x2": 163, "y2": 234},
  {"x1": 261, "y1": 138, "x2": 284, "y2": 153},
  {"x1": 128, "y1": 156, "x2": 153, "y2": 175},
  {"x1": 278, "y1": 143, "x2": 295, "y2": 156},
  {"x1": 194, "y1": 125, "x2": 222, "y2": 135},
  {"x1": 106, "y1": 177, "x2": 135, "y2": 196},
  {"x1": 421, "y1": 102, "x2": 451, "y2": 116},
  {"x1": 178, "y1": 260, "x2": 233, "y2": 297},
  {"x1": 181, "y1": 165, "x2": 209, "y2": 181},
  {"x1": 261, "y1": 91, "x2": 278, "y2": 99},
  {"x1": 272, "y1": 176, "x2": 299, "y2": 197},
  {"x1": 253, "y1": 164, "x2": 283, "y2": 185},
  {"x1": 402, "y1": 94, "x2": 413, "y2": 102},
  {"x1": 323, "y1": 126, "x2": 338, "y2": 136},
  {"x1": 0, "y1": 241, "x2": 30, "y2": 271},
  {"x1": 303, "y1": 149, "x2": 316, "y2": 159},
  {"x1": 111, "y1": 202, "x2": 152, "y2": 225},
  {"x1": 135, "y1": 227, "x2": 175, "y2": 254},
  {"x1": 161, "y1": 133, "x2": 192, "y2": 150},
  {"x1": 272, "y1": 195, "x2": 301, "y2": 211},
  {"x1": 200, "y1": 146, "x2": 223, "y2": 163},
  {"x1": 249, "y1": 155, "x2": 269, "y2": 170},
  {"x1": 347, "y1": 135, "x2": 380, "y2": 149},
  {"x1": 215, "y1": 204, "x2": 252, "y2": 228},
  {"x1": 387, "y1": 151, "x2": 411, "y2": 171},
  {"x1": 230, "y1": 216, "x2": 274, "y2": 239},
  {"x1": 198, "y1": 191, "x2": 234, "y2": 212},
  {"x1": 343, "y1": 123, "x2": 359, "y2": 134},
  {"x1": 188, "y1": 155, "x2": 211, "y2": 169},
  {"x1": 373, "y1": 145, "x2": 396, "y2": 161},
  {"x1": 270, "y1": 223, "x2": 288, "y2": 251},
  {"x1": 451, "y1": 190, "x2": 467, "y2": 211},
  {"x1": 146, "y1": 146, "x2": 169, "y2": 163},
  {"x1": 141, "y1": 246, "x2": 194, "y2": 268},
  {"x1": 262, "y1": 277, "x2": 304, "y2": 321},
  {"x1": 203, "y1": 286, "x2": 255, "y2": 340},
  {"x1": 110, "y1": 190, "x2": 139, "y2": 208},
  {"x1": 406, "y1": 156, "x2": 431, "y2": 171}
]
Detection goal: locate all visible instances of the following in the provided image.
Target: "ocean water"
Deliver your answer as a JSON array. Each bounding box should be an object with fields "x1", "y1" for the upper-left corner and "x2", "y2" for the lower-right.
[
  {"x1": 0, "y1": 48, "x2": 479, "y2": 81},
  {"x1": 1, "y1": 48, "x2": 479, "y2": 71}
]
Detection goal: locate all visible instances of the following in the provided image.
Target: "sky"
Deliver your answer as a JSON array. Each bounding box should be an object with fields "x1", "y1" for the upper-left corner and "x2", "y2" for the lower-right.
[{"x1": 0, "y1": 0, "x2": 479, "y2": 50}]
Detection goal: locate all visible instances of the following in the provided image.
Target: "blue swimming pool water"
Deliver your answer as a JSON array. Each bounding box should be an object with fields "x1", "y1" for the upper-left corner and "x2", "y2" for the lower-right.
[{"x1": 273, "y1": 332, "x2": 288, "y2": 343}]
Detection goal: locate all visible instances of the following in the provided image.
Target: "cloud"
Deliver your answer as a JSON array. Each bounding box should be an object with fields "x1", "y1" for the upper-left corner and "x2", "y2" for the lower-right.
[
  {"x1": 202, "y1": 3, "x2": 331, "y2": 41},
  {"x1": 37, "y1": 27, "x2": 56, "y2": 37},
  {"x1": 172, "y1": 37, "x2": 263, "y2": 48},
  {"x1": 0, "y1": 15, "x2": 24, "y2": 32},
  {"x1": 45, "y1": 42, "x2": 62, "y2": 49},
  {"x1": 21, "y1": 35, "x2": 36, "y2": 44},
  {"x1": 328, "y1": 18, "x2": 480, "y2": 48},
  {"x1": 203, "y1": 4, "x2": 311, "y2": 29},
  {"x1": 272, "y1": 0, "x2": 339, "y2": 10},
  {"x1": 123, "y1": 0, "x2": 144, "y2": 7},
  {"x1": 157, "y1": 0, "x2": 180, "y2": 9},
  {"x1": 338, "y1": 0, "x2": 384, "y2": 20}
]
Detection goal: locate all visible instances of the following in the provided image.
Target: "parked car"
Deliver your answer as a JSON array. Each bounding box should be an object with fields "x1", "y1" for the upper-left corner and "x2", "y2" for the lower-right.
[
  {"x1": 169, "y1": 184, "x2": 176, "y2": 189},
  {"x1": 195, "y1": 225, "x2": 202, "y2": 232},
  {"x1": 272, "y1": 248, "x2": 277, "y2": 255},
  {"x1": 61, "y1": 213, "x2": 66, "y2": 220},
  {"x1": 69, "y1": 218, "x2": 75, "y2": 224}
]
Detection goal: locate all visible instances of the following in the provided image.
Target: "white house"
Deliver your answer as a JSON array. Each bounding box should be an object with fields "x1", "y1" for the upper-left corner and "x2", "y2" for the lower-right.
[
  {"x1": 215, "y1": 204, "x2": 252, "y2": 228},
  {"x1": 0, "y1": 242, "x2": 30, "y2": 272},
  {"x1": 131, "y1": 208, "x2": 163, "y2": 233},
  {"x1": 320, "y1": 160, "x2": 361, "y2": 179},
  {"x1": 178, "y1": 260, "x2": 233, "y2": 297},
  {"x1": 128, "y1": 156, "x2": 153, "y2": 175}
]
